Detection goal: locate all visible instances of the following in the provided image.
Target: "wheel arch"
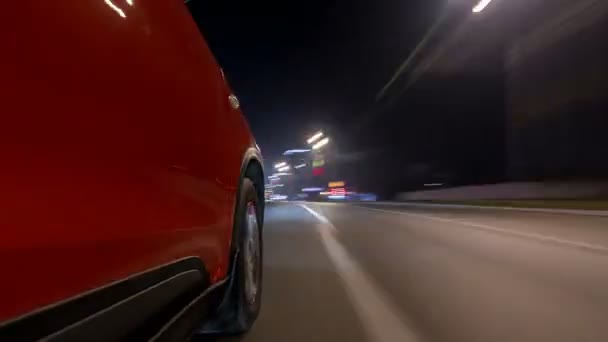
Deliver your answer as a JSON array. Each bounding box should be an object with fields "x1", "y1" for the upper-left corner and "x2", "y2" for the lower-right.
[
  {"x1": 235, "y1": 147, "x2": 265, "y2": 234},
  {"x1": 222, "y1": 146, "x2": 264, "y2": 283}
]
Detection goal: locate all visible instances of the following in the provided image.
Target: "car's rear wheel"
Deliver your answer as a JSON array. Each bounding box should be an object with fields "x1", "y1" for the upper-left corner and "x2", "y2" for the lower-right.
[
  {"x1": 195, "y1": 175, "x2": 263, "y2": 338},
  {"x1": 243, "y1": 201, "x2": 261, "y2": 308},
  {"x1": 230, "y1": 177, "x2": 263, "y2": 333}
]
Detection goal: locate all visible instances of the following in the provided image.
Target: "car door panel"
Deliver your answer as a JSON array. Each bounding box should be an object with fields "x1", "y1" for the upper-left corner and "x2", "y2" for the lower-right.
[{"x1": 0, "y1": 0, "x2": 241, "y2": 322}]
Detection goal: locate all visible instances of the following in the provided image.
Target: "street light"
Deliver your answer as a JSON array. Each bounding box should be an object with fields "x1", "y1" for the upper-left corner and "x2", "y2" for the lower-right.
[
  {"x1": 274, "y1": 162, "x2": 287, "y2": 169},
  {"x1": 294, "y1": 163, "x2": 307, "y2": 169},
  {"x1": 278, "y1": 165, "x2": 291, "y2": 172},
  {"x1": 307, "y1": 132, "x2": 324, "y2": 145},
  {"x1": 472, "y1": 0, "x2": 493, "y2": 12},
  {"x1": 312, "y1": 137, "x2": 329, "y2": 150},
  {"x1": 283, "y1": 149, "x2": 311, "y2": 155}
]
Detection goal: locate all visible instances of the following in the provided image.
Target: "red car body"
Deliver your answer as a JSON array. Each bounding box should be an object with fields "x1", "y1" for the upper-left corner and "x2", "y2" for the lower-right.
[{"x1": 0, "y1": 0, "x2": 262, "y2": 334}]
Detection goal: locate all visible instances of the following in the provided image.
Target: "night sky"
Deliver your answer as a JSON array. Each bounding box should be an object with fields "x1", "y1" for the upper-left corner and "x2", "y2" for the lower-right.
[
  {"x1": 189, "y1": 0, "x2": 442, "y2": 159},
  {"x1": 186, "y1": 1, "x2": 608, "y2": 194}
]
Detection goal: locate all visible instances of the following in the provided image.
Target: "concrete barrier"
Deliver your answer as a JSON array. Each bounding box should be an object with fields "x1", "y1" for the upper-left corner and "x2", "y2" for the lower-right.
[
  {"x1": 366, "y1": 201, "x2": 608, "y2": 217},
  {"x1": 395, "y1": 182, "x2": 608, "y2": 201}
]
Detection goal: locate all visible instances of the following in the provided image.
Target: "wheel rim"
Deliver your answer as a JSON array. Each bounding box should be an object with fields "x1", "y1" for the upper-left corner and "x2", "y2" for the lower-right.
[{"x1": 243, "y1": 202, "x2": 260, "y2": 305}]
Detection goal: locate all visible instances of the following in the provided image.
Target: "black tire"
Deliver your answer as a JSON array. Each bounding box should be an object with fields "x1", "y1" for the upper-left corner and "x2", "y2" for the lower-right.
[{"x1": 229, "y1": 177, "x2": 263, "y2": 333}]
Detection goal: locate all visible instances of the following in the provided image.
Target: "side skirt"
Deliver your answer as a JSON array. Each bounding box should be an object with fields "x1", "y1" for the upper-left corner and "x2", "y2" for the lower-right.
[{"x1": 0, "y1": 257, "x2": 223, "y2": 342}]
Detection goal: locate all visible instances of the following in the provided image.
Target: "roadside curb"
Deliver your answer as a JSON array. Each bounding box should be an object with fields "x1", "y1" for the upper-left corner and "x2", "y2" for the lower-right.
[{"x1": 368, "y1": 202, "x2": 608, "y2": 217}]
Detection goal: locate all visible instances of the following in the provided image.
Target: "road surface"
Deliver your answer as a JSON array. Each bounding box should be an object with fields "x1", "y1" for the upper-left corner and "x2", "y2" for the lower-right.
[{"x1": 215, "y1": 202, "x2": 608, "y2": 342}]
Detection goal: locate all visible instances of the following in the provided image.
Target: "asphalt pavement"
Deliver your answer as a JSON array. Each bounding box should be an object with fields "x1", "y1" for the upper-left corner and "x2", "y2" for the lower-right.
[{"x1": 219, "y1": 201, "x2": 608, "y2": 342}]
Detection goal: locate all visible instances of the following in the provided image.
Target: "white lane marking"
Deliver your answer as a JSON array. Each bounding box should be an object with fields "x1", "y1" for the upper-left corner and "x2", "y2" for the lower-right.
[
  {"x1": 299, "y1": 204, "x2": 419, "y2": 342},
  {"x1": 301, "y1": 204, "x2": 329, "y2": 223},
  {"x1": 358, "y1": 206, "x2": 608, "y2": 253}
]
